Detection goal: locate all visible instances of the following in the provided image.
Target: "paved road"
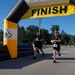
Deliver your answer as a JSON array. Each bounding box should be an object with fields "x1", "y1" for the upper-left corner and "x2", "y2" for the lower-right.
[{"x1": 0, "y1": 46, "x2": 75, "y2": 75}]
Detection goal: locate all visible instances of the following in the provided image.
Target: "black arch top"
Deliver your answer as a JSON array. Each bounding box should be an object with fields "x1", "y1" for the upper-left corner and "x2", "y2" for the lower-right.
[
  {"x1": 70, "y1": 0, "x2": 75, "y2": 4},
  {"x1": 5, "y1": 0, "x2": 29, "y2": 23}
]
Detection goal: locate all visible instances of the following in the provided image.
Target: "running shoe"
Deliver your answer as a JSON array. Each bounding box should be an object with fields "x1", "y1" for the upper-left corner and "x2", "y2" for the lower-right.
[
  {"x1": 33, "y1": 56, "x2": 36, "y2": 60},
  {"x1": 53, "y1": 60, "x2": 56, "y2": 63},
  {"x1": 42, "y1": 53, "x2": 45, "y2": 57},
  {"x1": 58, "y1": 53, "x2": 61, "y2": 56}
]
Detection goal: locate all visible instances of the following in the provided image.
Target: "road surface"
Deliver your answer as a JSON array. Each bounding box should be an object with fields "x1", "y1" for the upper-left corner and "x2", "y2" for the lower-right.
[{"x1": 0, "y1": 45, "x2": 75, "y2": 75}]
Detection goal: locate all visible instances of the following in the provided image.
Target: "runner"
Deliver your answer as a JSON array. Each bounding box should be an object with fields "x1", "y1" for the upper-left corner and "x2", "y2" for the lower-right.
[
  {"x1": 33, "y1": 31, "x2": 45, "y2": 60},
  {"x1": 51, "y1": 31, "x2": 61, "y2": 63}
]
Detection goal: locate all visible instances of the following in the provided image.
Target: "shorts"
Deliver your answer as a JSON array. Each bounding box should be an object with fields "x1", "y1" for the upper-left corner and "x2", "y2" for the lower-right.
[
  {"x1": 53, "y1": 45, "x2": 60, "y2": 51},
  {"x1": 34, "y1": 41, "x2": 42, "y2": 49}
]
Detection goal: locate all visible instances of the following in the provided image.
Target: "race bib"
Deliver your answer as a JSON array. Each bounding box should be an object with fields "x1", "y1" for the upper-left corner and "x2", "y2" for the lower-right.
[{"x1": 53, "y1": 44, "x2": 58, "y2": 47}]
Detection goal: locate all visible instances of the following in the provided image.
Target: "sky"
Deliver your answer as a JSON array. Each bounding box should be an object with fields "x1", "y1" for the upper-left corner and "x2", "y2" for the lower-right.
[{"x1": 0, "y1": 0, "x2": 75, "y2": 35}]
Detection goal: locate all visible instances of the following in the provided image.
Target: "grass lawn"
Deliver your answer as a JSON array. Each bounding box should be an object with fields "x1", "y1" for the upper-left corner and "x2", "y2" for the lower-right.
[{"x1": 46, "y1": 45, "x2": 52, "y2": 48}]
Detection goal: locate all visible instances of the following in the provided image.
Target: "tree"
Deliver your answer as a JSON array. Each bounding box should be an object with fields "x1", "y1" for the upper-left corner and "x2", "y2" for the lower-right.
[
  {"x1": 61, "y1": 30, "x2": 67, "y2": 44},
  {"x1": 60, "y1": 30, "x2": 71, "y2": 44},
  {"x1": 50, "y1": 25, "x2": 60, "y2": 34},
  {"x1": 18, "y1": 25, "x2": 26, "y2": 42},
  {"x1": 40, "y1": 28, "x2": 51, "y2": 44},
  {"x1": 26, "y1": 25, "x2": 39, "y2": 42}
]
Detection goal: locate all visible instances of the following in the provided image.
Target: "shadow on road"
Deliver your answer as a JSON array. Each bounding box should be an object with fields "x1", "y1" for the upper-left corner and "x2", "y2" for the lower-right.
[
  {"x1": 0, "y1": 53, "x2": 52, "y2": 69},
  {"x1": 0, "y1": 53, "x2": 75, "y2": 69}
]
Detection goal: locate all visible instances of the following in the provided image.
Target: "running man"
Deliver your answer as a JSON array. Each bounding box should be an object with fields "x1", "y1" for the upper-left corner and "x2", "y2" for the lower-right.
[
  {"x1": 33, "y1": 31, "x2": 45, "y2": 60},
  {"x1": 51, "y1": 31, "x2": 61, "y2": 63}
]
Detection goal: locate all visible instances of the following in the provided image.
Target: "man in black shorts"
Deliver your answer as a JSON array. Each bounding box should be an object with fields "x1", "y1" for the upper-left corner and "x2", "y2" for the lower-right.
[
  {"x1": 33, "y1": 31, "x2": 45, "y2": 60},
  {"x1": 51, "y1": 31, "x2": 61, "y2": 63}
]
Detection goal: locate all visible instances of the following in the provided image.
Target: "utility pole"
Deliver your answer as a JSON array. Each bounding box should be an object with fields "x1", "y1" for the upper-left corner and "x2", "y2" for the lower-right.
[{"x1": 38, "y1": 18, "x2": 42, "y2": 35}]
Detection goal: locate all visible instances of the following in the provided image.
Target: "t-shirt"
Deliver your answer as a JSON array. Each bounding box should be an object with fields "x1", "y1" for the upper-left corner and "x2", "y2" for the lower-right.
[
  {"x1": 34, "y1": 35, "x2": 43, "y2": 41},
  {"x1": 52, "y1": 36, "x2": 60, "y2": 47}
]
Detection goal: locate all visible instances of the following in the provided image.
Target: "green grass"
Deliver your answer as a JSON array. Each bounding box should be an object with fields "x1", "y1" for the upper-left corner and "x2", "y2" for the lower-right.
[{"x1": 46, "y1": 45, "x2": 52, "y2": 48}]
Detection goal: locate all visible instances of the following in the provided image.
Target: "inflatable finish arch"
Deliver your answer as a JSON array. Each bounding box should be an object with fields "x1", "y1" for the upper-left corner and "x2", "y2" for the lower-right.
[{"x1": 4, "y1": 0, "x2": 75, "y2": 58}]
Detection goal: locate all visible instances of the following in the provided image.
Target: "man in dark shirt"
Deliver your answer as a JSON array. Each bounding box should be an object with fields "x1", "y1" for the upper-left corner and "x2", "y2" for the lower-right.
[
  {"x1": 33, "y1": 31, "x2": 45, "y2": 60},
  {"x1": 51, "y1": 31, "x2": 61, "y2": 63}
]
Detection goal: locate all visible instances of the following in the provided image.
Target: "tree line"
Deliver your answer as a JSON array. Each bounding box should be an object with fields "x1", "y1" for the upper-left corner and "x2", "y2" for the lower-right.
[{"x1": 0, "y1": 25, "x2": 75, "y2": 45}]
